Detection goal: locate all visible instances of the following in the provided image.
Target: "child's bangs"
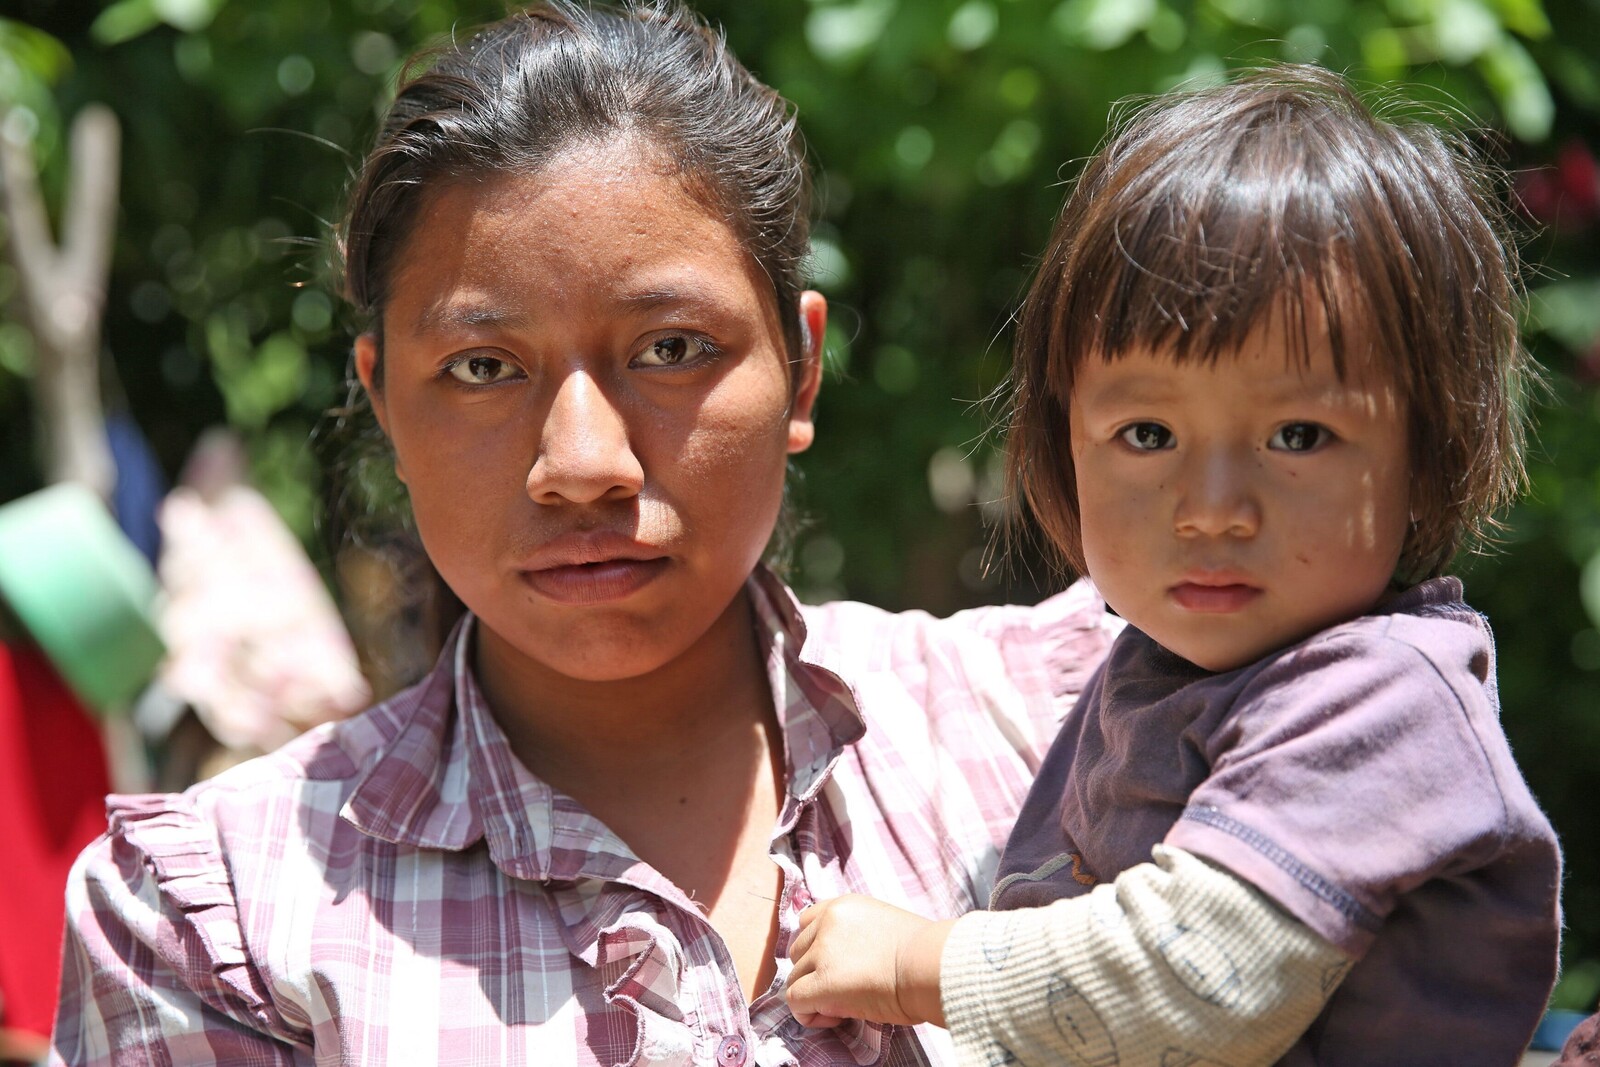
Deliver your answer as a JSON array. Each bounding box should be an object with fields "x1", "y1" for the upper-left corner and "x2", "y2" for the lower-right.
[
  {"x1": 1043, "y1": 76, "x2": 1441, "y2": 399},
  {"x1": 1067, "y1": 197, "x2": 1369, "y2": 381}
]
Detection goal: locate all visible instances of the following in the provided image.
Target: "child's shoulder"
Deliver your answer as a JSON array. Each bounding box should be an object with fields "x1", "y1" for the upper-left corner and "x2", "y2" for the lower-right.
[
  {"x1": 1270, "y1": 576, "x2": 1490, "y2": 694},
  {"x1": 1226, "y1": 576, "x2": 1532, "y2": 804}
]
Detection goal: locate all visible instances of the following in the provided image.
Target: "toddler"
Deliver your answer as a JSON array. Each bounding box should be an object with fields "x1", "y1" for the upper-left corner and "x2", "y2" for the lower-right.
[{"x1": 786, "y1": 65, "x2": 1561, "y2": 1066}]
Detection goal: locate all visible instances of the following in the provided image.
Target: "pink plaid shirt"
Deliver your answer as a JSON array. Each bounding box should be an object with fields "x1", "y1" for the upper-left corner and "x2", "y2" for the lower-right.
[{"x1": 53, "y1": 570, "x2": 1112, "y2": 1066}]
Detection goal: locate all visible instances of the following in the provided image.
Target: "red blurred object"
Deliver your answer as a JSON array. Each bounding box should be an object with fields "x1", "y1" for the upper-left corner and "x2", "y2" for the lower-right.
[
  {"x1": 0, "y1": 643, "x2": 112, "y2": 1045},
  {"x1": 1515, "y1": 139, "x2": 1600, "y2": 230},
  {"x1": 1557, "y1": 140, "x2": 1600, "y2": 222},
  {"x1": 1577, "y1": 340, "x2": 1600, "y2": 387}
]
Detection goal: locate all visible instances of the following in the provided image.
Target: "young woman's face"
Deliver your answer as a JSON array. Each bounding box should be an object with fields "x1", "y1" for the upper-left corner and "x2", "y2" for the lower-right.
[
  {"x1": 358, "y1": 138, "x2": 822, "y2": 683},
  {"x1": 1068, "y1": 313, "x2": 1412, "y2": 672}
]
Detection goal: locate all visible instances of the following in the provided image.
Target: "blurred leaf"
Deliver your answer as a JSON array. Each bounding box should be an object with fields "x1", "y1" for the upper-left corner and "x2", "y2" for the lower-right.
[
  {"x1": 1480, "y1": 35, "x2": 1555, "y2": 139},
  {"x1": 805, "y1": 0, "x2": 897, "y2": 65},
  {"x1": 1528, "y1": 281, "x2": 1600, "y2": 351},
  {"x1": 0, "y1": 19, "x2": 69, "y2": 156},
  {"x1": 1362, "y1": 26, "x2": 1409, "y2": 72},
  {"x1": 1054, "y1": 0, "x2": 1157, "y2": 49},
  {"x1": 806, "y1": 234, "x2": 853, "y2": 291},
  {"x1": 153, "y1": 0, "x2": 228, "y2": 33},
  {"x1": 0, "y1": 18, "x2": 72, "y2": 84},
  {"x1": 1487, "y1": 0, "x2": 1553, "y2": 38},
  {"x1": 90, "y1": 0, "x2": 162, "y2": 46},
  {"x1": 1584, "y1": 548, "x2": 1600, "y2": 631},
  {"x1": 0, "y1": 322, "x2": 35, "y2": 378},
  {"x1": 1429, "y1": 0, "x2": 1503, "y2": 63},
  {"x1": 93, "y1": 0, "x2": 228, "y2": 43},
  {"x1": 948, "y1": 1, "x2": 999, "y2": 51}
]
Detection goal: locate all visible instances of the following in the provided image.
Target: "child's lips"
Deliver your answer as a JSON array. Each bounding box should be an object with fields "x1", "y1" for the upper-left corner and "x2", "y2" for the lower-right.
[{"x1": 1168, "y1": 581, "x2": 1262, "y2": 613}]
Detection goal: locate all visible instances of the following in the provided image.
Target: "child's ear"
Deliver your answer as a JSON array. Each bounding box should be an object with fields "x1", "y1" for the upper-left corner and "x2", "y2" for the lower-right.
[{"x1": 788, "y1": 291, "x2": 825, "y2": 455}]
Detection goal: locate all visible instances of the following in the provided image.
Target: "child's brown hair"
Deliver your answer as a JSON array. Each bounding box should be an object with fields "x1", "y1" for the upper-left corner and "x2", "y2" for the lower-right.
[{"x1": 1007, "y1": 64, "x2": 1531, "y2": 583}]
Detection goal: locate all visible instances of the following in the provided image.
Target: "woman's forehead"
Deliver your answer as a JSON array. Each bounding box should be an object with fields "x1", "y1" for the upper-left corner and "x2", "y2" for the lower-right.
[{"x1": 383, "y1": 146, "x2": 778, "y2": 336}]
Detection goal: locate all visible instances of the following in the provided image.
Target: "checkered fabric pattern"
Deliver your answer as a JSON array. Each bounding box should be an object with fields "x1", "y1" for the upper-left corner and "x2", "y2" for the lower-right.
[{"x1": 53, "y1": 570, "x2": 1113, "y2": 1066}]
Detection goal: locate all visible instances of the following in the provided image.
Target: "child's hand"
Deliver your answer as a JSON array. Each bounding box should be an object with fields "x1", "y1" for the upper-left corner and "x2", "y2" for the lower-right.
[{"x1": 784, "y1": 894, "x2": 955, "y2": 1029}]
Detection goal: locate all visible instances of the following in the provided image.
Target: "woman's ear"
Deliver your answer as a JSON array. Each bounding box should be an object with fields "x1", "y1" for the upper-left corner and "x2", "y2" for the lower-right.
[
  {"x1": 354, "y1": 332, "x2": 404, "y2": 483},
  {"x1": 788, "y1": 291, "x2": 826, "y2": 455}
]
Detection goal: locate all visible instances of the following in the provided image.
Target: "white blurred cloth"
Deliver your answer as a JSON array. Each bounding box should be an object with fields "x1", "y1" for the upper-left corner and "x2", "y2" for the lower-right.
[{"x1": 155, "y1": 484, "x2": 369, "y2": 753}]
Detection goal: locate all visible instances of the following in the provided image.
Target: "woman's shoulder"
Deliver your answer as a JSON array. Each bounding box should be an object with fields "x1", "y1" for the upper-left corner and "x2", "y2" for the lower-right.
[
  {"x1": 58, "y1": 705, "x2": 418, "y2": 1057},
  {"x1": 798, "y1": 578, "x2": 1117, "y2": 675},
  {"x1": 102, "y1": 670, "x2": 449, "y2": 872},
  {"x1": 794, "y1": 579, "x2": 1118, "y2": 774}
]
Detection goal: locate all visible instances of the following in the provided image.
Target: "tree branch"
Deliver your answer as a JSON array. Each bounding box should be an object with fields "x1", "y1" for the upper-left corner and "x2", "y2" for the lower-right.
[{"x1": 0, "y1": 104, "x2": 120, "y2": 497}]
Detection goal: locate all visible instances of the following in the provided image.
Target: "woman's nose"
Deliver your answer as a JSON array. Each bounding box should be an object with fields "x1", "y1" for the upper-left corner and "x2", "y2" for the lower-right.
[
  {"x1": 525, "y1": 371, "x2": 645, "y2": 506},
  {"x1": 1173, "y1": 447, "x2": 1261, "y2": 539}
]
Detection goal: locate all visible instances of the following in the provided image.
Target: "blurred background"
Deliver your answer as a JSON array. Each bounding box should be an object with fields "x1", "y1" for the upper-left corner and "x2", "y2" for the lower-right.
[{"x1": 1, "y1": 0, "x2": 1598, "y2": 1047}]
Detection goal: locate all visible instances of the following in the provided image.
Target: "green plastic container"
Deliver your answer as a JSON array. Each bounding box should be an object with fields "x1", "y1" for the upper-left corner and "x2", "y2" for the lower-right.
[{"x1": 0, "y1": 484, "x2": 165, "y2": 715}]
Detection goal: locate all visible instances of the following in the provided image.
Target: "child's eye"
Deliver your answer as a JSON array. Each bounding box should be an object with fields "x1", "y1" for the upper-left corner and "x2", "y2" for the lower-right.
[
  {"x1": 1118, "y1": 422, "x2": 1174, "y2": 451},
  {"x1": 1269, "y1": 422, "x2": 1330, "y2": 452},
  {"x1": 632, "y1": 334, "x2": 720, "y2": 369},
  {"x1": 445, "y1": 354, "x2": 523, "y2": 385}
]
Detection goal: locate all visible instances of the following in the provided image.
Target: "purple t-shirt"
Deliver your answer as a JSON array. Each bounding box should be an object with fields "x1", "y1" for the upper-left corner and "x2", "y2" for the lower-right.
[{"x1": 993, "y1": 577, "x2": 1560, "y2": 1065}]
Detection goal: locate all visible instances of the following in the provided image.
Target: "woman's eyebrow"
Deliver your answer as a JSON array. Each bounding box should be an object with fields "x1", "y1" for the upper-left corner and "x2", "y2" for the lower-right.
[
  {"x1": 410, "y1": 302, "x2": 531, "y2": 337},
  {"x1": 614, "y1": 284, "x2": 741, "y2": 319},
  {"x1": 405, "y1": 284, "x2": 748, "y2": 337}
]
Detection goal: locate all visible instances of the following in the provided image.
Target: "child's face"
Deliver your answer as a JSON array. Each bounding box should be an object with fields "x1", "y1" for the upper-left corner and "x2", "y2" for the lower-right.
[{"x1": 1068, "y1": 315, "x2": 1412, "y2": 672}]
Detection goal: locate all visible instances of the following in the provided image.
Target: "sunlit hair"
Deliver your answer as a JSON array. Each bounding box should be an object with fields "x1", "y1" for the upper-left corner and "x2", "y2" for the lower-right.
[
  {"x1": 338, "y1": 0, "x2": 811, "y2": 382},
  {"x1": 1007, "y1": 64, "x2": 1531, "y2": 584}
]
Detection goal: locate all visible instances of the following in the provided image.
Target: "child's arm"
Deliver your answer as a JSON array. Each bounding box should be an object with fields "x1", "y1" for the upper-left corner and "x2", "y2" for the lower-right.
[{"x1": 787, "y1": 845, "x2": 1350, "y2": 1067}]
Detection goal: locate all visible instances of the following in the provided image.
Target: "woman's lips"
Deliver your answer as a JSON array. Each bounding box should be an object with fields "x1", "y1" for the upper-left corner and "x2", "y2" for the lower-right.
[
  {"x1": 520, "y1": 557, "x2": 670, "y2": 605},
  {"x1": 1168, "y1": 582, "x2": 1262, "y2": 613}
]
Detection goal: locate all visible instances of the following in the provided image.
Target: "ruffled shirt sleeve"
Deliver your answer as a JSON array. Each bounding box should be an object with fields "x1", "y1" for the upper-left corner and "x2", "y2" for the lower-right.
[{"x1": 51, "y1": 794, "x2": 309, "y2": 1066}]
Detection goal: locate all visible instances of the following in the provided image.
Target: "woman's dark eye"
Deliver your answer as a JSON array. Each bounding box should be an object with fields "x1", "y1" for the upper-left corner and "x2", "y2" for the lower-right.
[
  {"x1": 446, "y1": 354, "x2": 521, "y2": 385},
  {"x1": 1269, "y1": 422, "x2": 1328, "y2": 452},
  {"x1": 1118, "y1": 422, "x2": 1174, "y2": 451},
  {"x1": 633, "y1": 335, "x2": 716, "y2": 368}
]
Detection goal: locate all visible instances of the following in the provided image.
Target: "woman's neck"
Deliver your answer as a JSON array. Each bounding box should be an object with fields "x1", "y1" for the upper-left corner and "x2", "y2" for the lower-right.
[
  {"x1": 472, "y1": 587, "x2": 789, "y2": 990},
  {"x1": 471, "y1": 589, "x2": 779, "y2": 793}
]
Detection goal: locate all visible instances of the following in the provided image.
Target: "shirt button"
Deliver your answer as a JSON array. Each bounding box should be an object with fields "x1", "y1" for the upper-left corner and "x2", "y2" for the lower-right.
[
  {"x1": 789, "y1": 884, "x2": 811, "y2": 910},
  {"x1": 716, "y1": 1033, "x2": 749, "y2": 1067}
]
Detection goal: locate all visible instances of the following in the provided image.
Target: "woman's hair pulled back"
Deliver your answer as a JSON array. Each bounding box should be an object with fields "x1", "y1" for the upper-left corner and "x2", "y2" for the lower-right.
[
  {"x1": 1008, "y1": 64, "x2": 1532, "y2": 584},
  {"x1": 339, "y1": 0, "x2": 811, "y2": 372},
  {"x1": 329, "y1": 1, "x2": 811, "y2": 676}
]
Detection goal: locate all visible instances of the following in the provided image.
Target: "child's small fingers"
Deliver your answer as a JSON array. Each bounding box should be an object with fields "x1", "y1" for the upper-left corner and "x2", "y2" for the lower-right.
[
  {"x1": 788, "y1": 918, "x2": 818, "y2": 961},
  {"x1": 796, "y1": 903, "x2": 819, "y2": 931},
  {"x1": 784, "y1": 969, "x2": 843, "y2": 1030},
  {"x1": 784, "y1": 965, "x2": 811, "y2": 1010}
]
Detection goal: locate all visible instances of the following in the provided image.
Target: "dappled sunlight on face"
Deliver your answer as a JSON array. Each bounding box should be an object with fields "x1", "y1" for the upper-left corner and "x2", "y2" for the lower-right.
[{"x1": 1069, "y1": 314, "x2": 1411, "y2": 672}]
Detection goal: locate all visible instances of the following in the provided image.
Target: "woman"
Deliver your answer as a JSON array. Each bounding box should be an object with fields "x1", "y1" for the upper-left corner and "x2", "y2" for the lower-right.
[{"x1": 52, "y1": 4, "x2": 1113, "y2": 1064}]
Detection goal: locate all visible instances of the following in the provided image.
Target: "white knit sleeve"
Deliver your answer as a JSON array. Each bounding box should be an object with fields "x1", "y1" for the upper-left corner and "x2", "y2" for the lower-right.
[{"x1": 941, "y1": 844, "x2": 1351, "y2": 1067}]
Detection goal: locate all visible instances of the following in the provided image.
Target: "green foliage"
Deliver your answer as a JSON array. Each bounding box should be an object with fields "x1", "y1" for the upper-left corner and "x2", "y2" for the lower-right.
[{"x1": 4, "y1": 0, "x2": 1600, "y2": 1006}]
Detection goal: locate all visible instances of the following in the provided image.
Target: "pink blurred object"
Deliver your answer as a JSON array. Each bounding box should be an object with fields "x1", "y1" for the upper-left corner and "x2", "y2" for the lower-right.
[{"x1": 155, "y1": 434, "x2": 369, "y2": 754}]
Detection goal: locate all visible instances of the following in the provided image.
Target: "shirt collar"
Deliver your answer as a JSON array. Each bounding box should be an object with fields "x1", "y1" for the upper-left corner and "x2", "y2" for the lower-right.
[{"x1": 341, "y1": 566, "x2": 867, "y2": 883}]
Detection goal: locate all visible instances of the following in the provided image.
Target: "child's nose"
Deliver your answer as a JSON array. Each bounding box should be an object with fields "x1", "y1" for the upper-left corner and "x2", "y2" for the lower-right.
[{"x1": 1173, "y1": 448, "x2": 1261, "y2": 538}]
